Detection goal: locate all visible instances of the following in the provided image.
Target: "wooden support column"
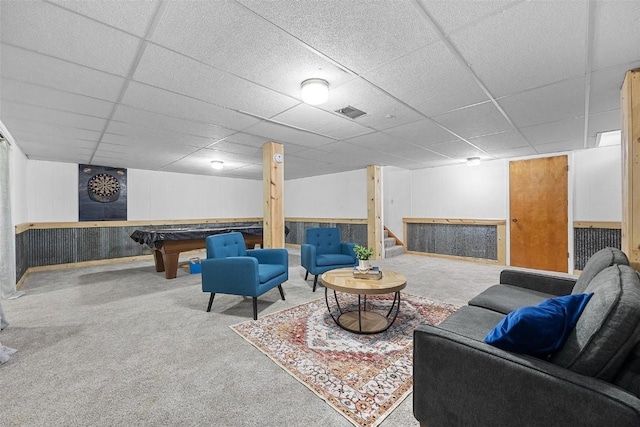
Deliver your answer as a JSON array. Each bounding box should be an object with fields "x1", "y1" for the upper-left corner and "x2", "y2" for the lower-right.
[
  {"x1": 367, "y1": 165, "x2": 382, "y2": 260},
  {"x1": 262, "y1": 142, "x2": 285, "y2": 248},
  {"x1": 622, "y1": 69, "x2": 640, "y2": 269}
]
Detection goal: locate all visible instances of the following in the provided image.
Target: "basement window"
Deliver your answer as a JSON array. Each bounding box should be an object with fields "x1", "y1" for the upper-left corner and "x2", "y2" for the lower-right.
[{"x1": 596, "y1": 130, "x2": 621, "y2": 147}]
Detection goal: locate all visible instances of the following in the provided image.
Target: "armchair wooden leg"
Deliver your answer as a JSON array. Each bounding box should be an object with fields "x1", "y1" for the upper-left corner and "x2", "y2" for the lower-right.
[
  {"x1": 313, "y1": 275, "x2": 319, "y2": 292},
  {"x1": 278, "y1": 285, "x2": 285, "y2": 300},
  {"x1": 206, "y1": 293, "x2": 215, "y2": 312},
  {"x1": 305, "y1": 270, "x2": 309, "y2": 280},
  {"x1": 252, "y1": 297, "x2": 258, "y2": 320}
]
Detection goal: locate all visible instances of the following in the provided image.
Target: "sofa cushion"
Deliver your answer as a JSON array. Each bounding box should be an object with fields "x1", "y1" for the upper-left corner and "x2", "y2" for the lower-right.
[
  {"x1": 257, "y1": 264, "x2": 286, "y2": 283},
  {"x1": 614, "y1": 342, "x2": 640, "y2": 398},
  {"x1": 572, "y1": 247, "x2": 629, "y2": 294},
  {"x1": 484, "y1": 293, "x2": 593, "y2": 357},
  {"x1": 551, "y1": 265, "x2": 640, "y2": 381},
  {"x1": 437, "y1": 305, "x2": 506, "y2": 342},
  {"x1": 316, "y1": 253, "x2": 355, "y2": 267},
  {"x1": 468, "y1": 284, "x2": 556, "y2": 314}
]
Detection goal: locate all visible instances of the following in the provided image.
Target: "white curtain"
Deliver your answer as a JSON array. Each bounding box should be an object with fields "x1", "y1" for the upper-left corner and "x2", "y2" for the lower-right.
[
  {"x1": 0, "y1": 139, "x2": 23, "y2": 300},
  {"x1": 0, "y1": 139, "x2": 19, "y2": 363}
]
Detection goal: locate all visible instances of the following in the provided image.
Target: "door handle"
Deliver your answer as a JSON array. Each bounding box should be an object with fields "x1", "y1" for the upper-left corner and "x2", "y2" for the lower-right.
[{"x1": 512, "y1": 218, "x2": 518, "y2": 222}]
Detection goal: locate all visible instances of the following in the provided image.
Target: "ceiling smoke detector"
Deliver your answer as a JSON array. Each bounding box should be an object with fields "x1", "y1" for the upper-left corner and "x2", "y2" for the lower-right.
[{"x1": 335, "y1": 106, "x2": 367, "y2": 119}]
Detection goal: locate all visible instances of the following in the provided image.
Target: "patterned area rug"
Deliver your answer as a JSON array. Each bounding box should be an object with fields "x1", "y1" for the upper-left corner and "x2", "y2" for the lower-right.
[{"x1": 231, "y1": 293, "x2": 458, "y2": 427}]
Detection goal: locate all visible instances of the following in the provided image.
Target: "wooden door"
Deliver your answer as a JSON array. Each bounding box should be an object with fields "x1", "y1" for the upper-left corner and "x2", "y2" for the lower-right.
[{"x1": 509, "y1": 156, "x2": 568, "y2": 272}]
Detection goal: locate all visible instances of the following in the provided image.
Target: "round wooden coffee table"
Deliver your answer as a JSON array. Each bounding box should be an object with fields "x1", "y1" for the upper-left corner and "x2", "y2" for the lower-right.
[{"x1": 320, "y1": 268, "x2": 407, "y2": 334}]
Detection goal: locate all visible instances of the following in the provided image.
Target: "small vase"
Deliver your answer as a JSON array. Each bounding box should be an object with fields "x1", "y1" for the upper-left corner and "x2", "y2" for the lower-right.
[{"x1": 357, "y1": 259, "x2": 370, "y2": 271}]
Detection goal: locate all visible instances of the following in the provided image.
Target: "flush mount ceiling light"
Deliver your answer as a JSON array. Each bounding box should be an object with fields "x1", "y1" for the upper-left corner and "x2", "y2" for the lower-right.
[
  {"x1": 301, "y1": 78, "x2": 329, "y2": 105},
  {"x1": 211, "y1": 160, "x2": 224, "y2": 170},
  {"x1": 467, "y1": 157, "x2": 481, "y2": 166}
]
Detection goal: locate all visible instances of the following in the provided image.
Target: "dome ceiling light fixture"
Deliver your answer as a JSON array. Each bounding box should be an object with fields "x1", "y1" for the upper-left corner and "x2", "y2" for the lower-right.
[
  {"x1": 300, "y1": 78, "x2": 329, "y2": 105},
  {"x1": 211, "y1": 160, "x2": 224, "y2": 170},
  {"x1": 466, "y1": 157, "x2": 481, "y2": 166}
]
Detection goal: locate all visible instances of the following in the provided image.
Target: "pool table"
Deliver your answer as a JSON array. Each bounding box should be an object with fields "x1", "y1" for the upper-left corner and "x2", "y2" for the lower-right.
[{"x1": 130, "y1": 225, "x2": 269, "y2": 279}]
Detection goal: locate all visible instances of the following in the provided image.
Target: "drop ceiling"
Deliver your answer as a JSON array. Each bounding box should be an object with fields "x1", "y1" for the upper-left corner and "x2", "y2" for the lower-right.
[{"x1": 1, "y1": 0, "x2": 639, "y2": 180}]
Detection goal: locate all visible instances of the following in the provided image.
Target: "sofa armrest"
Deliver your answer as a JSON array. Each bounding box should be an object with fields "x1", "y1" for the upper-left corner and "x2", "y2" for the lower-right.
[
  {"x1": 413, "y1": 324, "x2": 640, "y2": 427},
  {"x1": 300, "y1": 244, "x2": 316, "y2": 271},
  {"x1": 340, "y1": 242, "x2": 356, "y2": 257},
  {"x1": 499, "y1": 269, "x2": 576, "y2": 296},
  {"x1": 248, "y1": 248, "x2": 288, "y2": 266},
  {"x1": 201, "y1": 257, "x2": 259, "y2": 295}
]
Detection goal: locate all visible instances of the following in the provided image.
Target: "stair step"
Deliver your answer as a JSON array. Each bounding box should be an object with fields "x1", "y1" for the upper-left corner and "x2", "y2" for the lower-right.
[
  {"x1": 384, "y1": 229, "x2": 389, "y2": 238},
  {"x1": 385, "y1": 245, "x2": 404, "y2": 258},
  {"x1": 384, "y1": 237, "x2": 396, "y2": 248}
]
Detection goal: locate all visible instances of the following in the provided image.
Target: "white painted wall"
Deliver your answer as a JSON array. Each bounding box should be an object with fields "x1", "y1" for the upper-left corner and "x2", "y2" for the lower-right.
[
  {"x1": 573, "y1": 145, "x2": 622, "y2": 221},
  {"x1": 382, "y1": 166, "x2": 411, "y2": 238},
  {"x1": 127, "y1": 169, "x2": 262, "y2": 220},
  {"x1": 20, "y1": 161, "x2": 263, "y2": 222},
  {"x1": 10, "y1": 143, "x2": 28, "y2": 225},
  {"x1": 26, "y1": 160, "x2": 78, "y2": 222},
  {"x1": 285, "y1": 169, "x2": 367, "y2": 218},
  {"x1": 409, "y1": 159, "x2": 508, "y2": 219},
  {"x1": 13, "y1": 146, "x2": 623, "y2": 225}
]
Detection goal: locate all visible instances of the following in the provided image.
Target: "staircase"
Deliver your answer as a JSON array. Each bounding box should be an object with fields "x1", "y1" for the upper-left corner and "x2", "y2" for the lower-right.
[{"x1": 384, "y1": 227, "x2": 405, "y2": 258}]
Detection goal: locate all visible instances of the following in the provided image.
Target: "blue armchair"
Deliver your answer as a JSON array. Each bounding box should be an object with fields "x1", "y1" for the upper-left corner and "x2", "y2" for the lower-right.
[
  {"x1": 301, "y1": 227, "x2": 358, "y2": 292},
  {"x1": 201, "y1": 232, "x2": 288, "y2": 320}
]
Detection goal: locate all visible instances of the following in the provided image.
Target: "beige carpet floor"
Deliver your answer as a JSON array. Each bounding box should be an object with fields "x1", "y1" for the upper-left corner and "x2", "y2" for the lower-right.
[{"x1": 1, "y1": 250, "x2": 530, "y2": 426}]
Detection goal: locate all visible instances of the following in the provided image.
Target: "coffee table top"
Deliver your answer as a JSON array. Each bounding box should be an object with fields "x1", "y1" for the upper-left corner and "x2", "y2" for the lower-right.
[{"x1": 321, "y1": 268, "x2": 407, "y2": 295}]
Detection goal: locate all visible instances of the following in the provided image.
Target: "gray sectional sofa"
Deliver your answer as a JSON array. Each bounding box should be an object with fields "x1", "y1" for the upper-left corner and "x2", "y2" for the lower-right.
[{"x1": 413, "y1": 247, "x2": 640, "y2": 427}]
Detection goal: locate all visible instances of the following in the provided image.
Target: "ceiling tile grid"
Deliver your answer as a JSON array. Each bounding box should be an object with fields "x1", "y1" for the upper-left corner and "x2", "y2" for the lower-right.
[
  {"x1": 1, "y1": 0, "x2": 141, "y2": 76},
  {"x1": 1, "y1": 0, "x2": 639, "y2": 180}
]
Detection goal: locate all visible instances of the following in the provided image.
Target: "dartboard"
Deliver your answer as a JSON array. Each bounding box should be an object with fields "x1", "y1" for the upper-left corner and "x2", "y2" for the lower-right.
[{"x1": 88, "y1": 173, "x2": 120, "y2": 203}]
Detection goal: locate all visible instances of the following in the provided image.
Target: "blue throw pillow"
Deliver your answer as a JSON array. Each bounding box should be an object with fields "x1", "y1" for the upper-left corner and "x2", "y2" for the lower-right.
[{"x1": 484, "y1": 293, "x2": 594, "y2": 357}]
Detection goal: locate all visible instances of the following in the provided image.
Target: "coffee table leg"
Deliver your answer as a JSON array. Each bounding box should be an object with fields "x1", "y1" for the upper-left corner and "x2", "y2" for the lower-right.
[
  {"x1": 324, "y1": 287, "x2": 344, "y2": 328},
  {"x1": 385, "y1": 291, "x2": 402, "y2": 327},
  {"x1": 358, "y1": 295, "x2": 362, "y2": 332}
]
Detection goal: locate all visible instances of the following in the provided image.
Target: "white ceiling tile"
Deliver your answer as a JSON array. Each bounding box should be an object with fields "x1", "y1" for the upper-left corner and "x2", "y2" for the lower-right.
[
  {"x1": 365, "y1": 41, "x2": 489, "y2": 116},
  {"x1": 498, "y1": 77, "x2": 586, "y2": 128},
  {"x1": 534, "y1": 139, "x2": 585, "y2": 154},
  {"x1": 450, "y1": 1, "x2": 587, "y2": 97},
  {"x1": 587, "y1": 110, "x2": 621, "y2": 137},
  {"x1": 1, "y1": 78, "x2": 114, "y2": 117},
  {"x1": 48, "y1": 0, "x2": 160, "y2": 37},
  {"x1": 589, "y1": 62, "x2": 640, "y2": 114},
  {"x1": 492, "y1": 146, "x2": 538, "y2": 159},
  {"x1": 432, "y1": 102, "x2": 512, "y2": 138},
  {"x1": 271, "y1": 104, "x2": 372, "y2": 139},
  {"x1": 151, "y1": 0, "x2": 354, "y2": 98},
  {"x1": 428, "y1": 139, "x2": 485, "y2": 160},
  {"x1": 1, "y1": 0, "x2": 140, "y2": 75},
  {"x1": 223, "y1": 132, "x2": 271, "y2": 149},
  {"x1": 383, "y1": 148, "x2": 448, "y2": 164},
  {"x1": 0, "y1": 45, "x2": 125, "y2": 101},
  {"x1": 239, "y1": 0, "x2": 439, "y2": 74},
  {"x1": 384, "y1": 118, "x2": 458, "y2": 147},
  {"x1": 120, "y1": 82, "x2": 261, "y2": 130},
  {"x1": 422, "y1": 1, "x2": 520, "y2": 36},
  {"x1": 467, "y1": 131, "x2": 531, "y2": 152},
  {"x1": 520, "y1": 117, "x2": 585, "y2": 146},
  {"x1": 4, "y1": 118, "x2": 102, "y2": 142},
  {"x1": 132, "y1": 44, "x2": 298, "y2": 118},
  {"x1": 204, "y1": 142, "x2": 263, "y2": 160},
  {"x1": 321, "y1": 78, "x2": 424, "y2": 131},
  {"x1": 243, "y1": 120, "x2": 336, "y2": 148},
  {"x1": 591, "y1": 2, "x2": 640, "y2": 71},
  {"x1": 111, "y1": 105, "x2": 235, "y2": 141},
  {"x1": 1, "y1": 101, "x2": 107, "y2": 131},
  {"x1": 105, "y1": 121, "x2": 214, "y2": 148},
  {"x1": 344, "y1": 132, "x2": 417, "y2": 152}
]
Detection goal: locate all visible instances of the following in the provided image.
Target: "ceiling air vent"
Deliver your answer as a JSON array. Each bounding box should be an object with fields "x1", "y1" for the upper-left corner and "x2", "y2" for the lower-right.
[{"x1": 335, "y1": 105, "x2": 367, "y2": 119}]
